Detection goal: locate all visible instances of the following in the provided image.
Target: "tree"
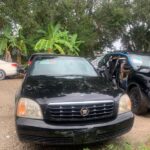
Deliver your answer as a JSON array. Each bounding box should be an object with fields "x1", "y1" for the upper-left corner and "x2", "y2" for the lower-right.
[
  {"x1": 121, "y1": 0, "x2": 150, "y2": 52},
  {"x1": 1, "y1": 0, "x2": 150, "y2": 55},
  {"x1": 34, "y1": 24, "x2": 83, "y2": 55},
  {"x1": 0, "y1": 26, "x2": 27, "y2": 63},
  {"x1": 0, "y1": 26, "x2": 15, "y2": 61}
]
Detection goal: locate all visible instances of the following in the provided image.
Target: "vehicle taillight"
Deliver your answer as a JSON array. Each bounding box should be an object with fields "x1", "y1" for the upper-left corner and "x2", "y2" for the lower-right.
[
  {"x1": 11, "y1": 63, "x2": 18, "y2": 67},
  {"x1": 28, "y1": 61, "x2": 32, "y2": 66}
]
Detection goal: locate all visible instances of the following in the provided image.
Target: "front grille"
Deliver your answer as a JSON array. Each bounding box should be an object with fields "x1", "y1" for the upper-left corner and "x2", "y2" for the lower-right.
[{"x1": 45, "y1": 101, "x2": 116, "y2": 123}]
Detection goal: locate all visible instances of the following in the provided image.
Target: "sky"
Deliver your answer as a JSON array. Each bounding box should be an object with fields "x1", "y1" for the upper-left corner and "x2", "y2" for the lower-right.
[{"x1": 113, "y1": 39, "x2": 122, "y2": 50}]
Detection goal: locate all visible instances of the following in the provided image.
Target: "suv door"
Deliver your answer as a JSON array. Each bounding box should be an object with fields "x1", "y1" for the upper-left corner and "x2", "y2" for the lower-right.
[
  {"x1": 98, "y1": 54, "x2": 112, "y2": 80},
  {"x1": 98, "y1": 54, "x2": 111, "y2": 68}
]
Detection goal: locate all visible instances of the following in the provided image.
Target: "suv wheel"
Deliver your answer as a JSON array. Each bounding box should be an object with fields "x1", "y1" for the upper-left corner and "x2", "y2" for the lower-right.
[
  {"x1": 0, "y1": 70, "x2": 6, "y2": 80},
  {"x1": 129, "y1": 87, "x2": 148, "y2": 115}
]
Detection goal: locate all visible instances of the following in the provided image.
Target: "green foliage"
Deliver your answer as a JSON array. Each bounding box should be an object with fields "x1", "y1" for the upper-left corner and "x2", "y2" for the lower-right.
[
  {"x1": 1, "y1": 0, "x2": 150, "y2": 56},
  {"x1": 83, "y1": 142, "x2": 150, "y2": 150},
  {"x1": 0, "y1": 26, "x2": 27, "y2": 56},
  {"x1": 0, "y1": 26, "x2": 15, "y2": 54},
  {"x1": 34, "y1": 24, "x2": 83, "y2": 55}
]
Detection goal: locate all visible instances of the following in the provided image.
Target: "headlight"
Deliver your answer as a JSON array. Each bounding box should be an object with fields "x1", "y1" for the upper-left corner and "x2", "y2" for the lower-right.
[
  {"x1": 118, "y1": 94, "x2": 131, "y2": 114},
  {"x1": 16, "y1": 98, "x2": 43, "y2": 119}
]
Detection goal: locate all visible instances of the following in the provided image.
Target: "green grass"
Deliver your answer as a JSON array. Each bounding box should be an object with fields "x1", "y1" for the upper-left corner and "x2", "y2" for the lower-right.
[{"x1": 83, "y1": 141, "x2": 150, "y2": 150}]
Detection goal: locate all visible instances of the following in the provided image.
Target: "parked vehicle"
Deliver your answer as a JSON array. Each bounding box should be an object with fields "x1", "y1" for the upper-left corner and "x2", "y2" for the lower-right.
[
  {"x1": 91, "y1": 55, "x2": 104, "y2": 69},
  {"x1": 27, "y1": 53, "x2": 49, "y2": 66},
  {"x1": 98, "y1": 52, "x2": 150, "y2": 115},
  {"x1": 0, "y1": 60, "x2": 18, "y2": 80},
  {"x1": 17, "y1": 53, "x2": 49, "y2": 74},
  {"x1": 15, "y1": 54, "x2": 134, "y2": 145}
]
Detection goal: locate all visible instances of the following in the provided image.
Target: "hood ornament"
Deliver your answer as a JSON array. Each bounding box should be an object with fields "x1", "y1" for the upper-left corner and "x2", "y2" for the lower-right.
[{"x1": 80, "y1": 107, "x2": 89, "y2": 117}]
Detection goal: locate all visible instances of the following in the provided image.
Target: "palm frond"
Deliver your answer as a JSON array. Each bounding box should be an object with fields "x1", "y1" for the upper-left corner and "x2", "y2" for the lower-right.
[{"x1": 54, "y1": 44, "x2": 65, "y2": 54}]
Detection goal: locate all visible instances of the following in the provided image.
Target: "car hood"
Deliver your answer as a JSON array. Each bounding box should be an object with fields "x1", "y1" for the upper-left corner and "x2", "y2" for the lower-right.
[
  {"x1": 138, "y1": 71, "x2": 150, "y2": 77},
  {"x1": 21, "y1": 76, "x2": 122, "y2": 103}
]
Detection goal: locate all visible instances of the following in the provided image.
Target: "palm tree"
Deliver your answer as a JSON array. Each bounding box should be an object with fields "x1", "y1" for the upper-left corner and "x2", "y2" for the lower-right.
[
  {"x1": 68, "y1": 34, "x2": 84, "y2": 55},
  {"x1": 0, "y1": 26, "x2": 27, "y2": 63},
  {"x1": 34, "y1": 24, "x2": 83, "y2": 55},
  {"x1": 15, "y1": 29, "x2": 27, "y2": 64},
  {"x1": 0, "y1": 26, "x2": 15, "y2": 61}
]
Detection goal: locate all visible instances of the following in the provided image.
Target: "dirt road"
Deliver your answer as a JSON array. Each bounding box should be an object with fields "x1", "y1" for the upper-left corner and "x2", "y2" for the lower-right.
[{"x1": 0, "y1": 79, "x2": 150, "y2": 150}]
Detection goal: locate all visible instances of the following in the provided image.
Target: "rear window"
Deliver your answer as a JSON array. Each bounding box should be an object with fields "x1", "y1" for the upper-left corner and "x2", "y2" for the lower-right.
[{"x1": 30, "y1": 56, "x2": 98, "y2": 77}]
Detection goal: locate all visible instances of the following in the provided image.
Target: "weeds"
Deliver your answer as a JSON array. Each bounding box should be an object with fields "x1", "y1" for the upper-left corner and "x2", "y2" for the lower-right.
[{"x1": 83, "y1": 142, "x2": 150, "y2": 150}]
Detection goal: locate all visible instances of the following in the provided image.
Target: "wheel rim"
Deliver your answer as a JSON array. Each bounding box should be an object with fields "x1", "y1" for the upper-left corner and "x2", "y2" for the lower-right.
[
  {"x1": 0, "y1": 71, "x2": 4, "y2": 79},
  {"x1": 130, "y1": 89, "x2": 140, "y2": 109}
]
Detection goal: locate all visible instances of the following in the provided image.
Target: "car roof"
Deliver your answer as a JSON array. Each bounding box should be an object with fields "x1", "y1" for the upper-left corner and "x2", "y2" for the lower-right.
[
  {"x1": 109, "y1": 51, "x2": 150, "y2": 56},
  {"x1": 30, "y1": 54, "x2": 84, "y2": 62},
  {"x1": 29, "y1": 53, "x2": 83, "y2": 61}
]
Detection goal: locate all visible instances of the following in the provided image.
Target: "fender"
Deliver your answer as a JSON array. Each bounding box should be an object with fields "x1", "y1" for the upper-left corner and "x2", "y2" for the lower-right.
[{"x1": 127, "y1": 82, "x2": 141, "y2": 93}]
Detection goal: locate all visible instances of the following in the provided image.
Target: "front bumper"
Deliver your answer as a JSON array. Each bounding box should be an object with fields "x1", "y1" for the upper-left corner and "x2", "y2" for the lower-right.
[{"x1": 16, "y1": 112, "x2": 134, "y2": 145}]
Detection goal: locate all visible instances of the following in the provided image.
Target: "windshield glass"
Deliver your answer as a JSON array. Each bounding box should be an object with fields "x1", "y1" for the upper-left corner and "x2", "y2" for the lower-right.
[
  {"x1": 129, "y1": 54, "x2": 150, "y2": 70},
  {"x1": 30, "y1": 56, "x2": 98, "y2": 77}
]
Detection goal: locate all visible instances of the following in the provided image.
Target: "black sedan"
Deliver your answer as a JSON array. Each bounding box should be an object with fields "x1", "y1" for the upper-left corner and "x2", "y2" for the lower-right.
[{"x1": 15, "y1": 55, "x2": 134, "y2": 145}]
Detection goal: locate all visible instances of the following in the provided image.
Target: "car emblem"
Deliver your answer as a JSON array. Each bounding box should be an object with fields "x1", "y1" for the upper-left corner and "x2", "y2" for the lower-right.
[{"x1": 80, "y1": 107, "x2": 89, "y2": 117}]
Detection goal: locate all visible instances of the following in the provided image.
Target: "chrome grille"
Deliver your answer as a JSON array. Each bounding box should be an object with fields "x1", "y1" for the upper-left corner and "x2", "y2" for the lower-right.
[{"x1": 45, "y1": 101, "x2": 116, "y2": 123}]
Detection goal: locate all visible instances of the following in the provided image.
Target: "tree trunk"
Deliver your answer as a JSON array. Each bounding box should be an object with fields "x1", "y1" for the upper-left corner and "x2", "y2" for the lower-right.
[
  {"x1": 17, "y1": 54, "x2": 21, "y2": 65},
  {"x1": 5, "y1": 50, "x2": 12, "y2": 62},
  {"x1": 48, "y1": 48, "x2": 51, "y2": 53}
]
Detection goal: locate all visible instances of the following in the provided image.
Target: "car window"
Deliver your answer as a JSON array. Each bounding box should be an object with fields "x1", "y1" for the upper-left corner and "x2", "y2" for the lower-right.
[
  {"x1": 98, "y1": 54, "x2": 110, "y2": 67},
  {"x1": 129, "y1": 54, "x2": 150, "y2": 69},
  {"x1": 30, "y1": 57, "x2": 98, "y2": 77}
]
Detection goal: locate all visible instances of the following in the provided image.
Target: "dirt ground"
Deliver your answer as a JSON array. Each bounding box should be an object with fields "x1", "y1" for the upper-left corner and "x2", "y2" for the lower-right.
[{"x1": 0, "y1": 79, "x2": 150, "y2": 150}]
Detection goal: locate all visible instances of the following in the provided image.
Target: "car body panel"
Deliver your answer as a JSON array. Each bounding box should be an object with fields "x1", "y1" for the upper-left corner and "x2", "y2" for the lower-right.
[
  {"x1": 21, "y1": 76, "x2": 122, "y2": 99},
  {"x1": 16, "y1": 112, "x2": 134, "y2": 145},
  {"x1": 0, "y1": 60, "x2": 17, "y2": 76}
]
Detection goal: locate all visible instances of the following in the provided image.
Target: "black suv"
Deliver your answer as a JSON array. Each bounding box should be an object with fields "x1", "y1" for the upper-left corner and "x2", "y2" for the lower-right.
[
  {"x1": 98, "y1": 52, "x2": 150, "y2": 115},
  {"x1": 15, "y1": 54, "x2": 134, "y2": 145}
]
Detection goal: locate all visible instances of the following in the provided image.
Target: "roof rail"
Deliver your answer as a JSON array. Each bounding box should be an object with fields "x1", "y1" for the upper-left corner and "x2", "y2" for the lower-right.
[{"x1": 108, "y1": 51, "x2": 129, "y2": 54}]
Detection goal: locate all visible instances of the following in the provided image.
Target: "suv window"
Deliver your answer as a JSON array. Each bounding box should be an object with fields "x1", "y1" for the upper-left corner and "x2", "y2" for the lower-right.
[
  {"x1": 129, "y1": 54, "x2": 150, "y2": 70},
  {"x1": 30, "y1": 56, "x2": 98, "y2": 77},
  {"x1": 98, "y1": 54, "x2": 111, "y2": 67}
]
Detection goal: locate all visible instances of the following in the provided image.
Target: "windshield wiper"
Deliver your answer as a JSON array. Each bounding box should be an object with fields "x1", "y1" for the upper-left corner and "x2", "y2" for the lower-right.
[
  {"x1": 30, "y1": 74, "x2": 96, "y2": 78},
  {"x1": 55, "y1": 74, "x2": 89, "y2": 77},
  {"x1": 30, "y1": 75, "x2": 55, "y2": 78}
]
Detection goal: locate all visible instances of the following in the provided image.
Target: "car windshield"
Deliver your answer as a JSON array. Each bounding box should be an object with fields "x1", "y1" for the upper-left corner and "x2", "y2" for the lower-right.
[
  {"x1": 129, "y1": 54, "x2": 150, "y2": 70},
  {"x1": 30, "y1": 56, "x2": 98, "y2": 77}
]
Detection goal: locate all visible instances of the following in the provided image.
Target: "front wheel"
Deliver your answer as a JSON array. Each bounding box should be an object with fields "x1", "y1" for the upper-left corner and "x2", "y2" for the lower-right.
[
  {"x1": 0, "y1": 70, "x2": 6, "y2": 80},
  {"x1": 129, "y1": 87, "x2": 148, "y2": 115}
]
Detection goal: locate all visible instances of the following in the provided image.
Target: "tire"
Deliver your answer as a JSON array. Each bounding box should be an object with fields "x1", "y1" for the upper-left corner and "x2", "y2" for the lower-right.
[
  {"x1": 129, "y1": 86, "x2": 148, "y2": 115},
  {"x1": 0, "y1": 70, "x2": 6, "y2": 80}
]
